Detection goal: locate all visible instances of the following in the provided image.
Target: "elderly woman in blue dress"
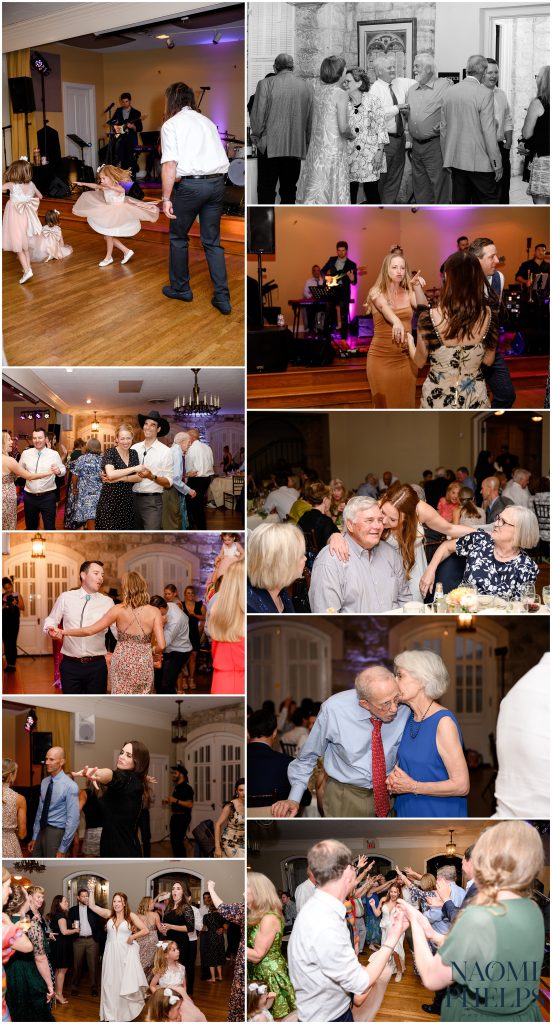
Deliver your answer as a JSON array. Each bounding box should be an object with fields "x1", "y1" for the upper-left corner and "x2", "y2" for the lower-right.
[
  {"x1": 387, "y1": 650, "x2": 469, "y2": 818},
  {"x1": 419, "y1": 505, "x2": 540, "y2": 601}
]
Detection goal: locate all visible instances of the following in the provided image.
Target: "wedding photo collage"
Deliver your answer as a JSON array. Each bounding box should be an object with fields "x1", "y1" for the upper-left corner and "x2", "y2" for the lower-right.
[{"x1": 1, "y1": 1, "x2": 551, "y2": 1023}]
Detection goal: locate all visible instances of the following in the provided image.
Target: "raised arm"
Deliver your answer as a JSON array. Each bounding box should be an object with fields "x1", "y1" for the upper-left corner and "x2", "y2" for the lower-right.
[
  {"x1": 73, "y1": 766, "x2": 114, "y2": 786},
  {"x1": 87, "y1": 880, "x2": 111, "y2": 919},
  {"x1": 207, "y1": 879, "x2": 223, "y2": 910},
  {"x1": 418, "y1": 500, "x2": 474, "y2": 539}
]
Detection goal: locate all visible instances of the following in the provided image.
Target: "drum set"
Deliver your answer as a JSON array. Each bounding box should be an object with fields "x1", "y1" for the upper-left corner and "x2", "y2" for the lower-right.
[{"x1": 220, "y1": 129, "x2": 246, "y2": 215}]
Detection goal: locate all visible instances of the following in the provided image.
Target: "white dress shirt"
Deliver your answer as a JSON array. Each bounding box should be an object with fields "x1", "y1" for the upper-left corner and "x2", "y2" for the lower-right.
[
  {"x1": 303, "y1": 275, "x2": 324, "y2": 299},
  {"x1": 501, "y1": 479, "x2": 531, "y2": 508},
  {"x1": 171, "y1": 445, "x2": 193, "y2": 497},
  {"x1": 262, "y1": 485, "x2": 299, "y2": 521},
  {"x1": 164, "y1": 602, "x2": 192, "y2": 654},
  {"x1": 184, "y1": 439, "x2": 214, "y2": 477},
  {"x1": 43, "y1": 588, "x2": 114, "y2": 658},
  {"x1": 160, "y1": 107, "x2": 229, "y2": 177},
  {"x1": 132, "y1": 439, "x2": 173, "y2": 493},
  {"x1": 19, "y1": 447, "x2": 66, "y2": 493},
  {"x1": 491, "y1": 87, "x2": 514, "y2": 141},
  {"x1": 294, "y1": 878, "x2": 316, "y2": 913},
  {"x1": 494, "y1": 652, "x2": 550, "y2": 819},
  {"x1": 369, "y1": 77, "x2": 415, "y2": 134},
  {"x1": 78, "y1": 903, "x2": 92, "y2": 936},
  {"x1": 289, "y1": 888, "x2": 370, "y2": 1021}
]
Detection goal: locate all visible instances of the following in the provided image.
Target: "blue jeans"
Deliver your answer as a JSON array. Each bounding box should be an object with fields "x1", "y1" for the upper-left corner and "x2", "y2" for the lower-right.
[
  {"x1": 332, "y1": 1006, "x2": 354, "y2": 1022},
  {"x1": 482, "y1": 351, "x2": 516, "y2": 409},
  {"x1": 169, "y1": 176, "x2": 229, "y2": 299}
]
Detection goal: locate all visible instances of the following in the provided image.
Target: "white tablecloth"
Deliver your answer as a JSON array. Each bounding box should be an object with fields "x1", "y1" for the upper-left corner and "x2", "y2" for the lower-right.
[
  {"x1": 247, "y1": 512, "x2": 279, "y2": 531},
  {"x1": 207, "y1": 476, "x2": 240, "y2": 507}
]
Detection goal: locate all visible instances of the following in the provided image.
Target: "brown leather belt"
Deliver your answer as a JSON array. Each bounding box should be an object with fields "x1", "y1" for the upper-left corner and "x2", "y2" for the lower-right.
[{"x1": 62, "y1": 655, "x2": 105, "y2": 664}]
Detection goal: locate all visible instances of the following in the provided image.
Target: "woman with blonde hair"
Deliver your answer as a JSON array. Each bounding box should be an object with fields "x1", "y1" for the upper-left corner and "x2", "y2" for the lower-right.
[
  {"x1": 247, "y1": 522, "x2": 306, "y2": 613},
  {"x1": 95, "y1": 422, "x2": 141, "y2": 530},
  {"x1": 2, "y1": 758, "x2": 26, "y2": 857},
  {"x1": 136, "y1": 897, "x2": 164, "y2": 980},
  {"x1": 208, "y1": 561, "x2": 245, "y2": 694},
  {"x1": 328, "y1": 478, "x2": 351, "y2": 527},
  {"x1": 247, "y1": 873, "x2": 296, "y2": 1020},
  {"x1": 2, "y1": 431, "x2": 52, "y2": 529},
  {"x1": 60, "y1": 570, "x2": 165, "y2": 693},
  {"x1": 365, "y1": 248, "x2": 428, "y2": 408},
  {"x1": 398, "y1": 821, "x2": 546, "y2": 1021}
]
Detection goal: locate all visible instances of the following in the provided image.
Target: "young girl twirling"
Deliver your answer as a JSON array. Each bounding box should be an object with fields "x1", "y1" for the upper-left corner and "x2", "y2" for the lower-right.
[
  {"x1": 29, "y1": 209, "x2": 73, "y2": 262},
  {"x1": 73, "y1": 164, "x2": 159, "y2": 267},
  {"x1": 2, "y1": 157, "x2": 43, "y2": 283},
  {"x1": 150, "y1": 941, "x2": 206, "y2": 1022}
]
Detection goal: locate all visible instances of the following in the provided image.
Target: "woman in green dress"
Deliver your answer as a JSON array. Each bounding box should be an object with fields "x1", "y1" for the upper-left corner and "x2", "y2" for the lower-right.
[
  {"x1": 398, "y1": 820, "x2": 545, "y2": 1022},
  {"x1": 4, "y1": 884, "x2": 55, "y2": 1021},
  {"x1": 246, "y1": 872, "x2": 296, "y2": 1020}
]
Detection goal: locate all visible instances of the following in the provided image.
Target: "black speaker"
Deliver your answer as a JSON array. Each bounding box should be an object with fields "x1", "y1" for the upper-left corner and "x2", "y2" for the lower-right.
[
  {"x1": 295, "y1": 337, "x2": 334, "y2": 367},
  {"x1": 8, "y1": 76, "x2": 36, "y2": 114},
  {"x1": 47, "y1": 176, "x2": 71, "y2": 198},
  {"x1": 247, "y1": 207, "x2": 275, "y2": 254},
  {"x1": 31, "y1": 731, "x2": 53, "y2": 765},
  {"x1": 81, "y1": 165, "x2": 95, "y2": 183},
  {"x1": 128, "y1": 181, "x2": 144, "y2": 200},
  {"x1": 247, "y1": 326, "x2": 291, "y2": 373}
]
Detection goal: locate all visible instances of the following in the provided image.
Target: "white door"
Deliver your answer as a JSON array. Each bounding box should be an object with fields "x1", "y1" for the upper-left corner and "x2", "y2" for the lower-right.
[
  {"x1": 124, "y1": 551, "x2": 193, "y2": 597},
  {"x1": 4, "y1": 548, "x2": 79, "y2": 653},
  {"x1": 184, "y1": 732, "x2": 243, "y2": 830},
  {"x1": 62, "y1": 83, "x2": 97, "y2": 169},
  {"x1": 247, "y1": 622, "x2": 332, "y2": 706}
]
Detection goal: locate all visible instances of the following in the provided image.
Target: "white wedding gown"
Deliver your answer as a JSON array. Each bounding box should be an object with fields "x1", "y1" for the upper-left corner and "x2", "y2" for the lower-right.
[{"x1": 100, "y1": 919, "x2": 148, "y2": 1022}]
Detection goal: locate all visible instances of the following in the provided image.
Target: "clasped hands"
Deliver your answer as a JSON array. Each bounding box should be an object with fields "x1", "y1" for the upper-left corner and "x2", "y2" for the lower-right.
[{"x1": 386, "y1": 765, "x2": 417, "y2": 794}]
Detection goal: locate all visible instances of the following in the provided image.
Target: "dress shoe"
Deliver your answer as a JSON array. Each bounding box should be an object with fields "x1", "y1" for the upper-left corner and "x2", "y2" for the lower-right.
[
  {"x1": 98, "y1": 256, "x2": 113, "y2": 267},
  {"x1": 162, "y1": 286, "x2": 193, "y2": 301},
  {"x1": 121, "y1": 249, "x2": 134, "y2": 265},
  {"x1": 19, "y1": 269, "x2": 33, "y2": 284},
  {"x1": 211, "y1": 297, "x2": 231, "y2": 315},
  {"x1": 421, "y1": 1004, "x2": 440, "y2": 1015}
]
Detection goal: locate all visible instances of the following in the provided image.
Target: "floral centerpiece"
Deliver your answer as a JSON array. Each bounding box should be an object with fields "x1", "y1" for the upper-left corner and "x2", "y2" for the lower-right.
[{"x1": 445, "y1": 586, "x2": 480, "y2": 613}]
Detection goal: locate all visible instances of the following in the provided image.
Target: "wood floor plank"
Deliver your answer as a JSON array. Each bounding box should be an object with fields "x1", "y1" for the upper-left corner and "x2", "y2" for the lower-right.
[{"x1": 3, "y1": 219, "x2": 244, "y2": 367}]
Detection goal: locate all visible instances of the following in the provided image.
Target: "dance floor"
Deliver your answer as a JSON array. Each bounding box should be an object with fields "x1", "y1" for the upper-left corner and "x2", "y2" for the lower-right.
[
  {"x1": 14, "y1": 494, "x2": 243, "y2": 531},
  {"x1": 248, "y1": 352, "x2": 549, "y2": 409},
  {"x1": 2, "y1": 202, "x2": 245, "y2": 367},
  {"x1": 3, "y1": 656, "x2": 215, "y2": 696},
  {"x1": 51, "y1": 969, "x2": 233, "y2": 1023}
]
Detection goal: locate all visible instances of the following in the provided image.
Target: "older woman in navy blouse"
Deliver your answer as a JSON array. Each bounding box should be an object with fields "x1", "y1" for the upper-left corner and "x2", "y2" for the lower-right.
[
  {"x1": 420, "y1": 506, "x2": 539, "y2": 600},
  {"x1": 247, "y1": 522, "x2": 307, "y2": 613},
  {"x1": 387, "y1": 650, "x2": 469, "y2": 818}
]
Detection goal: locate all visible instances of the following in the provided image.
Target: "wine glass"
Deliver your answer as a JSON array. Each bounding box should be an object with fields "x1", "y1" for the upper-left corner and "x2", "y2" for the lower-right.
[{"x1": 542, "y1": 585, "x2": 550, "y2": 611}]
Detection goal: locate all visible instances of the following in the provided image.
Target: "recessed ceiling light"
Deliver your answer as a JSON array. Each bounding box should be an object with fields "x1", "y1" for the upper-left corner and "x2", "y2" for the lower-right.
[
  {"x1": 86, "y1": 399, "x2": 92, "y2": 404},
  {"x1": 65, "y1": 368, "x2": 73, "y2": 373}
]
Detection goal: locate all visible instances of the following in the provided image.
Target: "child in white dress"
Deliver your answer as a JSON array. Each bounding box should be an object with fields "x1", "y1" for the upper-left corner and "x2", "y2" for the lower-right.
[
  {"x1": 2, "y1": 157, "x2": 43, "y2": 283},
  {"x1": 150, "y1": 941, "x2": 206, "y2": 1022},
  {"x1": 210, "y1": 532, "x2": 245, "y2": 584},
  {"x1": 73, "y1": 163, "x2": 159, "y2": 267},
  {"x1": 248, "y1": 983, "x2": 276, "y2": 1021},
  {"x1": 29, "y1": 208, "x2": 73, "y2": 262}
]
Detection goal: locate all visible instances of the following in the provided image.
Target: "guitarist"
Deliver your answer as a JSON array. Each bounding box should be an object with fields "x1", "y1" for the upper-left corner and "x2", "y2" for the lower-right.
[
  {"x1": 321, "y1": 240, "x2": 357, "y2": 340},
  {"x1": 110, "y1": 92, "x2": 143, "y2": 179}
]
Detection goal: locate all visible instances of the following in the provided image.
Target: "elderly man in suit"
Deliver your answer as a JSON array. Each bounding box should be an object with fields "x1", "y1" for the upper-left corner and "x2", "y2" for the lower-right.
[
  {"x1": 250, "y1": 53, "x2": 312, "y2": 204},
  {"x1": 440, "y1": 54, "x2": 502, "y2": 203},
  {"x1": 481, "y1": 476, "x2": 514, "y2": 524}
]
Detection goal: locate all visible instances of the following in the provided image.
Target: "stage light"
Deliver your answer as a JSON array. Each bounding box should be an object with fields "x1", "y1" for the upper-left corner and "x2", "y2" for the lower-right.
[
  {"x1": 493, "y1": 410, "x2": 505, "y2": 416},
  {"x1": 20, "y1": 413, "x2": 26, "y2": 420},
  {"x1": 44, "y1": 411, "x2": 49, "y2": 419},
  {"x1": 35, "y1": 413, "x2": 41, "y2": 420},
  {"x1": 86, "y1": 399, "x2": 92, "y2": 404},
  {"x1": 166, "y1": 36, "x2": 175, "y2": 49},
  {"x1": 31, "y1": 51, "x2": 51, "y2": 76},
  {"x1": 213, "y1": 30, "x2": 222, "y2": 44}
]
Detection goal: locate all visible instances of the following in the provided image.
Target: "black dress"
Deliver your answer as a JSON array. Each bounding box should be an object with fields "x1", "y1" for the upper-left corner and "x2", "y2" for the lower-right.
[
  {"x1": 48, "y1": 912, "x2": 73, "y2": 970},
  {"x1": 99, "y1": 769, "x2": 143, "y2": 857},
  {"x1": 95, "y1": 447, "x2": 139, "y2": 530},
  {"x1": 162, "y1": 904, "x2": 195, "y2": 965},
  {"x1": 182, "y1": 600, "x2": 204, "y2": 651},
  {"x1": 201, "y1": 910, "x2": 226, "y2": 966}
]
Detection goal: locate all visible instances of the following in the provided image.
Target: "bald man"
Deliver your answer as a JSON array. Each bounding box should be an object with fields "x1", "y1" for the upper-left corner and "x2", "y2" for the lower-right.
[{"x1": 28, "y1": 746, "x2": 80, "y2": 857}]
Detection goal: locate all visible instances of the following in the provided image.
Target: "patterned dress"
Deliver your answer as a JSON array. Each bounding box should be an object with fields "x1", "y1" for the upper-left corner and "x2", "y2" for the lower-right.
[
  {"x1": 3, "y1": 923, "x2": 22, "y2": 1023},
  {"x1": 296, "y1": 81, "x2": 350, "y2": 205},
  {"x1": 2, "y1": 472, "x2": 17, "y2": 530},
  {"x1": 71, "y1": 453, "x2": 103, "y2": 523},
  {"x1": 5, "y1": 915, "x2": 54, "y2": 1022},
  {"x1": 2, "y1": 787, "x2": 22, "y2": 857},
  {"x1": 455, "y1": 530, "x2": 538, "y2": 599},
  {"x1": 137, "y1": 917, "x2": 159, "y2": 980},
  {"x1": 348, "y1": 92, "x2": 388, "y2": 183},
  {"x1": 217, "y1": 902, "x2": 244, "y2": 1023},
  {"x1": 220, "y1": 802, "x2": 244, "y2": 858},
  {"x1": 247, "y1": 914, "x2": 296, "y2": 1019},
  {"x1": 110, "y1": 609, "x2": 154, "y2": 694},
  {"x1": 95, "y1": 448, "x2": 139, "y2": 530},
  {"x1": 201, "y1": 911, "x2": 226, "y2": 966},
  {"x1": 418, "y1": 308, "x2": 498, "y2": 409}
]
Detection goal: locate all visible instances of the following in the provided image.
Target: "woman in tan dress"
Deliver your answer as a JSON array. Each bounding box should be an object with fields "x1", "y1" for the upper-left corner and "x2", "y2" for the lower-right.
[
  {"x1": 365, "y1": 248, "x2": 428, "y2": 408},
  {"x1": 2, "y1": 758, "x2": 27, "y2": 857}
]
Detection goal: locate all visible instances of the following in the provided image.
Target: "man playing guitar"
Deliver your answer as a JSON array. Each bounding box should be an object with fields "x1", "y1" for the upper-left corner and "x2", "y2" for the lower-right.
[
  {"x1": 321, "y1": 240, "x2": 357, "y2": 340},
  {"x1": 109, "y1": 92, "x2": 143, "y2": 179}
]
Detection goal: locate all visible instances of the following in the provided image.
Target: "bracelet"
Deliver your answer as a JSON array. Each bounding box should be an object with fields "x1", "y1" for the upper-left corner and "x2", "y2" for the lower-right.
[{"x1": 381, "y1": 943, "x2": 395, "y2": 951}]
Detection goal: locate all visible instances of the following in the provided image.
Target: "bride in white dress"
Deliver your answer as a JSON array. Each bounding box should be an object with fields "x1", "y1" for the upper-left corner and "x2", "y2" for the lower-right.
[{"x1": 87, "y1": 880, "x2": 149, "y2": 1021}]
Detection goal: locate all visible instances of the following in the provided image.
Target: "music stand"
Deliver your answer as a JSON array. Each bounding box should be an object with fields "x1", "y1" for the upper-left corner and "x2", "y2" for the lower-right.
[
  {"x1": 66, "y1": 132, "x2": 91, "y2": 164},
  {"x1": 309, "y1": 285, "x2": 332, "y2": 300}
]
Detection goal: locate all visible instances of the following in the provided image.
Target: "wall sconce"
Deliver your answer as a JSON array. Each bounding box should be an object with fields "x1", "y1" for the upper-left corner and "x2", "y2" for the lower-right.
[
  {"x1": 456, "y1": 614, "x2": 475, "y2": 632},
  {"x1": 445, "y1": 829, "x2": 457, "y2": 856},
  {"x1": 91, "y1": 412, "x2": 100, "y2": 432},
  {"x1": 31, "y1": 532, "x2": 46, "y2": 558}
]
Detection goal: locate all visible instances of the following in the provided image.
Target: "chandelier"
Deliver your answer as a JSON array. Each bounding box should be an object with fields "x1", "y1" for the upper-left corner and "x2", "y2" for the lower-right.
[
  {"x1": 171, "y1": 700, "x2": 188, "y2": 744},
  {"x1": 12, "y1": 860, "x2": 46, "y2": 875},
  {"x1": 445, "y1": 829, "x2": 457, "y2": 856},
  {"x1": 31, "y1": 532, "x2": 46, "y2": 558},
  {"x1": 173, "y1": 369, "x2": 220, "y2": 421}
]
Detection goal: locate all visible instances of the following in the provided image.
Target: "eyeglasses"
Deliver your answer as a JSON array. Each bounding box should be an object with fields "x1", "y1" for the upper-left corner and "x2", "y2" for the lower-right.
[{"x1": 495, "y1": 516, "x2": 515, "y2": 528}]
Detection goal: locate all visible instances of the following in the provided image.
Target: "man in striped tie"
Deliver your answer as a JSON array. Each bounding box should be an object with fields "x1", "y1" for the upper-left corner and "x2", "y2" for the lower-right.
[{"x1": 44, "y1": 560, "x2": 114, "y2": 694}]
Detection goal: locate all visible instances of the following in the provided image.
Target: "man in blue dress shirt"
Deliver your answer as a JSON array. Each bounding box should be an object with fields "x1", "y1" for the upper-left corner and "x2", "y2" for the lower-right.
[
  {"x1": 271, "y1": 666, "x2": 410, "y2": 818},
  {"x1": 28, "y1": 746, "x2": 80, "y2": 857}
]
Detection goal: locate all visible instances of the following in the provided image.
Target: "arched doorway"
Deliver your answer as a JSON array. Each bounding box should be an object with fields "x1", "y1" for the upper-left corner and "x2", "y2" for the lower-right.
[
  {"x1": 64, "y1": 871, "x2": 110, "y2": 909},
  {"x1": 119, "y1": 544, "x2": 200, "y2": 596},
  {"x1": 146, "y1": 867, "x2": 204, "y2": 905},
  {"x1": 184, "y1": 725, "x2": 243, "y2": 830},
  {"x1": 4, "y1": 543, "x2": 80, "y2": 654},
  {"x1": 248, "y1": 621, "x2": 332, "y2": 706}
]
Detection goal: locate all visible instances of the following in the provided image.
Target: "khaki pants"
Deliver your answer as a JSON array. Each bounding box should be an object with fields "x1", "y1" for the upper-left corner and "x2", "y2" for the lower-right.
[
  {"x1": 249, "y1": 805, "x2": 274, "y2": 818},
  {"x1": 322, "y1": 777, "x2": 377, "y2": 817}
]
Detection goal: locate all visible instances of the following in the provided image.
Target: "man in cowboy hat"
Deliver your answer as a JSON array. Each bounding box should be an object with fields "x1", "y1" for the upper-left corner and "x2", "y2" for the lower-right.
[{"x1": 132, "y1": 411, "x2": 173, "y2": 530}]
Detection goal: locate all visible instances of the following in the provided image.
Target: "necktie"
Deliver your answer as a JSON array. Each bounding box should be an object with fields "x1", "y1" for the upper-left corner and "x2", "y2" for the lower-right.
[
  {"x1": 40, "y1": 777, "x2": 54, "y2": 830},
  {"x1": 389, "y1": 85, "x2": 404, "y2": 136},
  {"x1": 80, "y1": 594, "x2": 91, "y2": 627},
  {"x1": 370, "y1": 718, "x2": 390, "y2": 818}
]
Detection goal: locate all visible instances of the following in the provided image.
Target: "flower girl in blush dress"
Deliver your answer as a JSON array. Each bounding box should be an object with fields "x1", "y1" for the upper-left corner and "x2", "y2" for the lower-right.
[
  {"x1": 29, "y1": 209, "x2": 73, "y2": 261},
  {"x1": 149, "y1": 941, "x2": 207, "y2": 1022},
  {"x1": 2, "y1": 157, "x2": 43, "y2": 283},
  {"x1": 73, "y1": 164, "x2": 159, "y2": 267}
]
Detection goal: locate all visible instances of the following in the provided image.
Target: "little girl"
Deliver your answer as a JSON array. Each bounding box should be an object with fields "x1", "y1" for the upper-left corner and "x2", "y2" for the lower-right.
[
  {"x1": 150, "y1": 941, "x2": 206, "y2": 1022},
  {"x1": 143, "y1": 987, "x2": 183, "y2": 1022},
  {"x1": 248, "y1": 983, "x2": 277, "y2": 1021},
  {"x1": 29, "y1": 208, "x2": 73, "y2": 262},
  {"x1": 209, "y1": 532, "x2": 245, "y2": 584},
  {"x1": 73, "y1": 164, "x2": 159, "y2": 267},
  {"x1": 2, "y1": 156, "x2": 42, "y2": 283}
]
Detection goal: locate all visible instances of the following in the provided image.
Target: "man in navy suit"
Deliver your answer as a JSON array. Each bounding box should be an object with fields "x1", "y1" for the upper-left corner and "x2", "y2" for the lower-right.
[
  {"x1": 68, "y1": 887, "x2": 104, "y2": 997},
  {"x1": 247, "y1": 709, "x2": 294, "y2": 815}
]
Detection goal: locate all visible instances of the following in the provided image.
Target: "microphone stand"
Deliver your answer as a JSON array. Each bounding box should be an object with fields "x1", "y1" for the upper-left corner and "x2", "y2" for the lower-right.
[
  {"x1": 197, "y1": 86, "x2": 210, "y2": 110},
  {"x1": 2, "y1": 125, "x2": 11, "y2": 167}
]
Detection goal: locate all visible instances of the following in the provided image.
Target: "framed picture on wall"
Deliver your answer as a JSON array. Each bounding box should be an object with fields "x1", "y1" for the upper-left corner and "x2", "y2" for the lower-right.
[
  {"x1": 438, "y1": 71, "x2": 461, "y2": 84},
  {"x1": 358, "y1": 18, "x2": 417, "y2": 81}
]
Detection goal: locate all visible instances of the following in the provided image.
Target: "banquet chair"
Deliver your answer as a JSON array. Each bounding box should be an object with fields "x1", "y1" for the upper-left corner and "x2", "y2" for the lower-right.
[{"x1": 223, "y1": 474, "x2": 245, "y2": 510}]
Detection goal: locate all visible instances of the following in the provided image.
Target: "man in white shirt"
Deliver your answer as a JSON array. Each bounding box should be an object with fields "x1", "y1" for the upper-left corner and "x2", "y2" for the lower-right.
[
  {"x1": 150, "y1": 595, "x2": 192, "y2": 693},
  {"x1": 289, "y1": 840, "x2": 406, "y2": 1021},
  {"x1": 502, "y1": 468, "x2": 532, "y2": 507},
  {"x1": 369, "y1": 56, "x2": 414, "y2": 203},
  {"x1": 302, "y1": 263, "x2": 325, "y2": 333},
  {"x1": 178, "y1": 428, "x2": 215, "y2": 530},
  {"x1": 162, "y1": 433, "x2": 197, "y2": 530},
  {"x1": 20, "y1": 428, "x2": 65, "y2": 529},
  {"x1": 132, "y1": 410, "x2": 173, "y2": 530},
  {"x1": 483, "y1": 58, "x2": 513, "y2": 204},
  {"x1": 294, "y1": 870, "x2": 317, "y2": 913},
  {"x1": 494, "y1": 651, "x2": 550, "y2": 819},
  {"x1": 160, "y1": 81, "x2": 231, "y2": 315},
  {"x1": 44, "y1": 560, "x2": 113, "y2": 693},
  {"x1": 262, "y1": 471, "x2": 299, "y2": 520}
]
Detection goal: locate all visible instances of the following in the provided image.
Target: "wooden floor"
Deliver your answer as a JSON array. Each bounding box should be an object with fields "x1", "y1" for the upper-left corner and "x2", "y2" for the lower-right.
[
  {"x1": 3, "y1": 654, "x2": 214, "y2": 695},
  {"x1": 14, "y1": 493, "x2": 243, "y2": 531},
  {"x1": 3, "y1": 217, "x2": 244, "y2": 367},
  {"x1": 247, "y1": 353, "x2": 549, "y2": 409},
  {"x1": 51, "y1": 965, "x2": 234, "y2": 1022}
]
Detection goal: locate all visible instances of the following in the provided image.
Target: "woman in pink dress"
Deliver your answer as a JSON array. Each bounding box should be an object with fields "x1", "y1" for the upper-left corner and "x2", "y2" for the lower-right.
[
  {"x1": 29, "y1": 209, "x2": 73, "y2": 262},
  {"x1": 2, "y1": 158, "x2": 43, "y2": 284},
  {"x1": 73, "y1": 164, "x2": 159, "y2": 267},
  {"x1": 208, "y1": 561, "x2": 245, "y2": 694}
]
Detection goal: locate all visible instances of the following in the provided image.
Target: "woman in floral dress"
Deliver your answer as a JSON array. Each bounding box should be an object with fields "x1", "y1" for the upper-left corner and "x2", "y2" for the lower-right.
[
  {"x1": 343, "y1": 67, "x2": 388, "y2": 203},
  {"x1": 70, "y1": 439, "x2": 103, "y2": 527},
  {"x1": 136, "y1": 897, "x2": 163, "y2": 980},
  {"x1": 297, "y1": 56, "x2": 353, "y2": 205},
  {"x1": 214, "y1": 780, "x2": 244, "y2": 858},
  {"x1": 206, "y1": 880, "x2": 244, "y2": 1023},
  {"x1": 59, "y1": 571, "x2": 165, "y2": 693},
  {"x1": 247, "y1": 874, "x2": 296, "y2": 1021}
]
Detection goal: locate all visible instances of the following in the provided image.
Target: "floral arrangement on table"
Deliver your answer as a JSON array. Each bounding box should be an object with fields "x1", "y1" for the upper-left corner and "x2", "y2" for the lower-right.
[{"x1": 445, "y1": 587, "x2": 480, "y2": 612}]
